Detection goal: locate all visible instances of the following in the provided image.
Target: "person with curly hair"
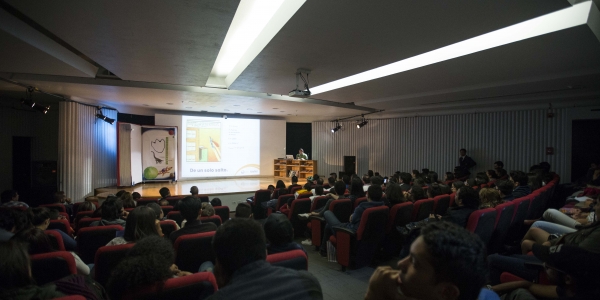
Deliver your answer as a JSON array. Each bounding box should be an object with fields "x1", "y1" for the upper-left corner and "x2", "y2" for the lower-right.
[
  {"x1": 107, "y1": 236, "x2": 191, "y2": 300},
  {"x1": 479, "y1": 187, "x2": 503, "y2": 209}
]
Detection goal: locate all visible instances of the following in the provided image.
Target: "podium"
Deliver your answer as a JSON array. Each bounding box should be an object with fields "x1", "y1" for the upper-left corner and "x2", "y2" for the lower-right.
[{"x1": 274, "y1": 159, "x2": 318, "y2": 179}]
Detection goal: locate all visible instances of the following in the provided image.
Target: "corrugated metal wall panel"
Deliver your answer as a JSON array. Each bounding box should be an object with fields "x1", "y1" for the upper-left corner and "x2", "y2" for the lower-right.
[
  {"x1": 58, "y1": 103, "x2": 116, "y2": 202},
  {"x1": 313, "y1": 109, "x2": 569, "y2": 180}
]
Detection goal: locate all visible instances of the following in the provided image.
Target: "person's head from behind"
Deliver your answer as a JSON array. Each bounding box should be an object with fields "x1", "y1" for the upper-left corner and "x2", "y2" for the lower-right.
[
  {"x1": 494, "y1": 180, "x2": 512, "y2": 197},
  {"x1": 362, "y1": 175, "x2": 371, "y2": 184},
  {"x1": 412, "y1": 170, "x2": 420, "y2": 179},
  {"x1": 120, "y1": 192, "x2": 135, "y2": 208},
  {"x1": 179, "y1": 196, "x2": 202, "y2": 221},
  {"x1": 101, "y1": 197, "x2": 123, "y2": 221},
  {"x1": 211, "y1": 198, "x2": 222, "y2": 207},
  {"x1": 159, "y1": 199, "x2": 169, "y2": 206},
  {"x1": 54, "y1": 191, "x2": 66, "y2": 203},
  {"x1": 464, "y1": 179, "x2": 476, "y2": 187},
  {"x1": 439, "y1": 184, "x2": 452, "y2": 195},
  {"x1": 384, "y1": 183, "x2": 404, "y2": 205},
  {"x1": 539, "y1": 162, "x2": 551, "y2": 173},
  {"x1": 107, "y1": 236, "x2": 174, "y2": 300},
  {"x1": 367, "y1": 184, "x2": 383, "y2": 202},
  {"x1": 303, "y1": 182, "x2": 312, "y2": 191},
  {"x1": 201, "y1": 202, "x2": 215, "y2": 217},
  {"x1": 371, "y1": 176, "x2": 384, "y2": 187},
  {"x1": 396, "y1": 221, "x2": 486, "y2": 300},
  {"x1": 410, "y1": 185, "x2": 427, "y2": 201},
  {"x1": 451, "y1": 181, "x2": 464, "y2": 194},
  {"x1": 79, "y1": 201, "x2": 97, "y2": 212},
  {"x1": 264, "y1": 213, "x2": 293, "y2": 247},
  {"x1": 123, "y1": 206, "x2": 160, "y2": 242},
  {"x1": 427, "y1": 183, "x2": 442, "y2": 198},
  {"x1": 291, "y1": 176, "x2": 298, "y2": 184},
  {"x1": 479, "y1": 187, "x2": 502, "y2": 208},
  {"x1": 276, "y1": 180, "x2": 286, "y2": 189},
  {"x1": 333, "y1": 181, "x2": 346, "y2": 196},
  {"x1": 212, "y1": 218, "x2": 267, "y2": 285},
  {"x1": 0, "y1": 241, "x2": 34, "y2": 290},
  {"x1": 31, "y1": 207, "x2": 51, "y2": 230},
  {"x1": 445, "y1": 172, "x2": 455, "y2": 181},
  {"x1": 494, "y1": 161, "x2": 504, "y2": 171},
  {"x1": 330, "y1": 172, "x2": 337, "y2": 180},
  {"x1": 342, "y1": 175, "x2": 351, "y2": 185},
  {"x1": 159, "y1": 187, "x2": 171, "y2": 199},
  {"x1": 314, "y1": 185, "x2": 324, "y2": 196},
  {"x1": 475, "y1": 174, "x2": 488, "y2": 185},
  {"x1": 400, "y1": 172, "x2": 412, "y2": 184},
  {"x1": 414, "y1": 178, "x2": 426, "y2": 186},
  {"x1": 367, "y1": 170, "x2": 374, "y2": 177},
  {"x1": 456, "y1": 186, "x2": 479, "y2": 209},
  {"x1": 496, "y1": 168, "x2": 507, "y2": 179},
  {"x1": 132, "y1": 192, "x2": 141, "y2": 201},
  {"x1": 350, "y1": 179, "x2": 364, "y2": 197},
  {"x1": 146, "y1": 202, "x2": 164, "y2": 220},
  {"x1": 12, "y1": 227, "x2": 55, "y2": 254},
  {"x1": 235, "y1": 203, "x2": 252, "y2": 218},
  {"x1": 1, "y1": 190, "x2": 18, "y2": 203},
  {"x1": 327, "y1": 176, "x2": 335, "y2": 187},
  {"x1": 527, "y1": 172, "x2": 542, "y2": 191},
  {"x1": 509, "y1": 170, "x2": 528, "y2": 187}
]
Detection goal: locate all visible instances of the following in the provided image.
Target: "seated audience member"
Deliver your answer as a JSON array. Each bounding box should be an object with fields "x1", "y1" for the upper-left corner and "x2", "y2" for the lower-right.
[
  {"x1": 310, "y1": 181, "x2": 347, "y2": 217},
  {"x1": 496, "y1": 168, "x2": 508, "y2": 180},
  {"x1": 294, "y1": 182, "x2": 312, "y2": 199},
  {"x1": 527, "y1": 172, "x2": 543, "y2": 191},
  {"x1": 464, "y1": 178, "x2": 477, "y2": 188},
  {"x1": 371, "y1": 175, "x2": 384, "y2": 188},
  {"x1": 120, "y1": 191, "x2": 136, "y2": 208},
  {"x1": 264, "y1": 213, "x2": 305, "y2": 255},
  {"x1": 0, "y1": 210, "x2": 15, "y2": 242},
  {"x1": 399, "y1": 173, "x2": 412, "y2": 191},
  {"x1": 320, "y1": 185, "x2": 384, "y2": 256},
  {"x1": 494, "y1": 161, "x2": 504, "y2": 172},
  {"x1": 146, "y1": 202, "x2": 165, "y2": 220},
  {"x1": 159, "y1": 198, "x2": 170, "y2": 206},
  {"x1": 430, "y1": 186, "x2": 479, "y2": 228},
  {"x1": 53, "y1": 191, "x2": 74, "y2": 216},
  {"x1": 273, "y1": 180, "x2": 286, "y2": 196},
  {"x1": 190, "y1": 185, "x2": 199, "y2": 198},
  {"x1": 30, "y1": 207, "x2": 77, "y2": 251},
  {"x1": 90, "y1": 197, "x2": 127, "y2": 227},
  {"x1": 495, "y1": 180, "x2": 514, "y2": 201},
  {"x1": 309, "y1": 185, "x2": 325, "y2": 202},
  {"x1": 0, "y1": 241, "x2": 69, "y2": 299},
  {"x1": 329, "y1": 172, "x2": 338, "y2": 181},
  {"x1": 426, "y1": 183, "x2": 443, "y2": 199},
  {"x1": 210, "y1": 198, "x2": 222, "y2": 207},
  {"x1": 288, "y1": 176, "x2": 301, "y2": 194},
  {"x1": 12, "y1": 228, "x2": 89, "y2": 275},
  {"x1": 539, "y1": 203, "x2": 596, "y2": 230},
  {"x1": 106, "y1": 206, "x2": 162, "y2": 246},
  {"x1": 413, "y1": 178, "x2": 427, "y2": 187},
  {"x1": 475, "y1": 173, "x2": 489, "y2": 185},
  {"x1": 367, "y1": 170, "x2": 374, "y2": 177},
  {"x1": 362, "y1": 175, "x2": 372, "y2": 192},
  {"x1": 384, "y1": 183, "x2": 406, "y2": 208},
  {"x1": 510, "y1": 171, "x2": 531, "y2": 199},
  {"x1": 365, "y1": 222, "x2": 486, "y2": 300},
  {"x1": 116, "y1": 190, "x2": 126, "y2": 198},
  {"x1": 439, "y1": 184, "x2": 452, "y2": 195},
  {"x1": 46, "y1": 209, "x2": 77, "y2": 250},
  {"x1": 169, "y1": 196, "x2": 217, "y2": 244},
  {"x1": 201, "y1": 202, "x2": 215, "y2": 217},
  {"x1": 488, "y1": 200, "x2": 600, "y2": 285},
  {"x1": 207, "y1": 218, "x2": 322, "y2": 299},
  {"x1": 325, "y1": 176, "x2": 335, "y2": 191},
  {"x1": 0, "y1": 190, "x2": 28, "y2": 208},
  {"x1": 479, "y1": 187, "x2": 503, "y2": 209},
  {"x1": 428, "y1": 171, "x2": 439, "y2": 184},
  {"x1": 342, "y1": 175, "x2": 351, "y2": 189},
  {"x1": 159, "y1": 187, "x2": 171, "y2": 201},
  {"x1": 407, "y1": 185, "x2": 427, "y2": 202},
  {"x1": 348, "y1": 179, "x2": 366, "y2": 205},
  {"x1": 444, "y1": 172, "x2": 455, "y2": 184},
  {"x1": 487, "y1": 170, "x2": 499, "y2": 182},
  {"x1": 132, "y1": 192, "x2": 141, "y2": 202},
  {"x1": 491, "y1": 244, "x2": 600, "y2": 300},
  {"x1": 107, "y1": 236, "x2": 192, "y2": 300},
  {"x1": 450, "y1": 180, "x2": 464, "y2": 194},
  {"x1": 234, "y1": 202, "x2": 253, "y2": 219}
]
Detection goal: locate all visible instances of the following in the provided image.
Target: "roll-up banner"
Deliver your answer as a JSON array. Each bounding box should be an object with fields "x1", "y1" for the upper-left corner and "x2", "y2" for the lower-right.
[{"x1": 141, "y1": 126, "x2": 178, "y2": 182}]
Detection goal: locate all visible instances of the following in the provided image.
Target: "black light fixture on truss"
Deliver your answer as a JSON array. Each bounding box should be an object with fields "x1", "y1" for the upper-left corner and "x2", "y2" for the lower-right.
[
  {"x1": 356, "y1": 115, "x2": 368, "y2": 128},
  {"x1": 331, "y1": 120, "x2": 342, "y2": 133},
  {"x1": 96, "y1": 107, "x2": 115, "y2": 125},
  {"x1": 20, "y1": 87, "x2": 50, "y2": 114}
]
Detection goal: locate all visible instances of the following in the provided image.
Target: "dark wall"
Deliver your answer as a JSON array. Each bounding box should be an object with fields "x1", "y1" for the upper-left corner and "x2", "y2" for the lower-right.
[
  {"x1": 286, "y1": 123, "x2": 312, "y2": 158},
  {"x1": 118, "y1": 113, "x2": 154, "y2": 125},
  {"x1": 571, "y1": 119, "x2": 600, "y2": 182}
]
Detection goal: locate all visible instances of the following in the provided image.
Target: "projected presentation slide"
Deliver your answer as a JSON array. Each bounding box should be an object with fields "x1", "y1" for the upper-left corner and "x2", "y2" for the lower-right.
[{"x1": 181, "y1": 116, "x2": 260, "y2": 178}]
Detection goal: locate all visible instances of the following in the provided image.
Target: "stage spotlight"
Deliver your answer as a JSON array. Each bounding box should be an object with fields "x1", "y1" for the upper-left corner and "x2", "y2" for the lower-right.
[
  {"x1": 21, "y1": 98, "x2": 35, "y2": 107},
  {"x1": 21, "y1": 98, "x2": 50, "y2": 114},
  {"x1": 96, "y1": 113, "x2": 115, "y2": 125},
  {"x1": 331, "y1": 124, "x2": 341, "y2": 133},
  {"x1": 34, "y1": 104, "x2": 50, "y2": 114},
  {"x1": 356, "y1": 120, "x2": 368, "y2": 128}
]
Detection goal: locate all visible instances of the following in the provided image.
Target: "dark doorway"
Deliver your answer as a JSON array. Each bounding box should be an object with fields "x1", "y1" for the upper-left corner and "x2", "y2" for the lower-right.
[
  {"x1": 286, "y1": 123, "x2": 312, "y2": 159},
  {"x1": 571, "y1": 119, "x2": 600, "y2": 182},
  {"x1": 12, "y1": 137, "x2": 32, "y2": 204}
]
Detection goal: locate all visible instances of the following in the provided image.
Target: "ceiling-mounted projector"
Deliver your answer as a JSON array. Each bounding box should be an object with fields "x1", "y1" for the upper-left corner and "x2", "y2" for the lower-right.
[{"x1": 289, "y1": 68, "x2": 311, "y2": 98}]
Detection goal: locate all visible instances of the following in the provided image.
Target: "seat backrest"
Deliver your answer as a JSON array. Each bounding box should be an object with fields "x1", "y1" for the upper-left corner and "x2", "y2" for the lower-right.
[
  {"x1": 449, "y1": 192, "x2": 456, "y2": 207},
  {"x1": 357, "y1": 206, "x2": 390, "y2": 241},
  {"x1": 277, "y1": 194, "x2": 295, "y2": 211},
  {"x1": 388, "y1": 202, "x2": 413, "y2": 232},
  {"x1": 489, "y1": 201, "x2": 516, "y2": 254},
  {"x1": 290, "y1": 186, "x2": 302, "y2": 195},
  {"x1": 167, "y1": 211, "x2": 185, "y2": 226},
  {"x1": 266, "y1": 249, "x2": 308, "y2": 271},
  {"x1": 512, "y1": 196, "x2": 532, "y2": 224},
  {"x1": 330, "y1": 199, "x2": 353, "y2": 223},
  {"x1": 527, "y1": 192, "x2": 544, "y2": 220},
  {"x1": 174, "y1": 231, "x2": 216, "y2": 273},
  {"x1": 466, "y1": 208, "x2": 497, "y2": 246},
  {"x1": 77, "y1": 225, "x2": 123, "y2": 264},
  {"x1": 122, "y1": 272, "x2": 218, "y2": 300},
  {"x1": 287, "y1": 198, "x2": 311, "y2": 237},
  {"x1": 297, "y1": 192, "x2": 313, "y2": 199},
  {"x1": 30, "y1": 251, "x2": 77, "y2": 285},
  {"x1": 354, "y1": 197, "x2": 367, "y2": 209},
  {"x1": 412, "y1": 199, "x2": 434, "y2": 221},
  {"x1": 44, "y1": 230, "x2": 66, "y2": 251},
  {"x1": 166, "y1": 196, "x2": 185, "y2": 207},
  {"x1": 59, "y1": 212, "x2": 70, "y2": 223},
  {"x1": 137, "y1": 199, "x2": 158, "y2": 207},
  {"x1": 198, "y1": 195, "x2": 210, "y2": 203},
  {"x1": 433, "y1": 195, "x2": 450, "y2": 216},
  {"x1": 311, "y1": 196, "x2": 328, "y2": 212},
  {"x1": 200, "y1": 215, "x2": 222, "y2": 227},
  {"x1": 77, "y1": 217, "x2": 101, "y2": 233},
  {"x1": 253, "y1": 189, "x2": 272, "y2": 219},
  {"x1": 160, "y1": 220, "x2": 179, "y2": 237},
  {"x1": 94, "y1": 243, "x2": 135, "y2": 287},
  {"x1": 74, "y1": 211, "x2": 95, "y2": 227},
  {"x1": 124, "y1": 207, "x2": 135, "y2": 212},
  {"x1": 213, "y1": 206, "x2": 230, "y2": 223},
  {"x1": 161, "y1": 205, "x2": 174, "y2": 215},
  {"x1": 40, "y1": 203, "x2": 66, "y2": 213},
  {"x1": 48, "y1": 219, "x2": 72, "y2": 236}
]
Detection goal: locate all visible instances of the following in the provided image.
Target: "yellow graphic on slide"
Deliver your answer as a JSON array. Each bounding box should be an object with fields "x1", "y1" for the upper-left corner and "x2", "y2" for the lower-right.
[{"x1": 186, "y1": 121, "x2": 222, "y2": 162}]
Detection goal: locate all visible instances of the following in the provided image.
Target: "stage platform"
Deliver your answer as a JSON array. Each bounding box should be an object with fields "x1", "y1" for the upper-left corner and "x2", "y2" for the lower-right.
[{"x1": 94, "y1": 177, "x2": 294, "y2": 209}]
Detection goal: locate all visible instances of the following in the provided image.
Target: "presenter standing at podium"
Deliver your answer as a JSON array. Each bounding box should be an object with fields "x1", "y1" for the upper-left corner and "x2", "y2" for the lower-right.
[{"x1": 296, "y1": 148, "x2": 308, "y2": 160}]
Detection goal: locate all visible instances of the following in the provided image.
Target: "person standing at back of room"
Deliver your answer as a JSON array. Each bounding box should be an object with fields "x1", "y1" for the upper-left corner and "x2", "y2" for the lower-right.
[{"x1": 458, "y1": 149, "x2": 476, "y2": 176}]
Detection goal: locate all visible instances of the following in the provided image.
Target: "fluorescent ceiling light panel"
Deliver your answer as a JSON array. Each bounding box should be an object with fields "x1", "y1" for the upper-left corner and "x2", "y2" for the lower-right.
[
  {"x1": 207, "y1": 0, "x2": 305, "y2": 88},
  {"x1": 311, "y1": 1, "x2": 593, "y2": 95}
]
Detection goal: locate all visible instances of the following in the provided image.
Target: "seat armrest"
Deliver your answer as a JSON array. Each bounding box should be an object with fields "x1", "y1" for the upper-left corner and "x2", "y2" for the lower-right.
[
  {"x1": 308, "y1": 215, "x2": 325, "y2": 222},
  {"x1": 332, "y1": 226, "x2": 357, "y2": 237},
  {"x1": 524, "y1": 261, "x2": 544, "y2": 270}
]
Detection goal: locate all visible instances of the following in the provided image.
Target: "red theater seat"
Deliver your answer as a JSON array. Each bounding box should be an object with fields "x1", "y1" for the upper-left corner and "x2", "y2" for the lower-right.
[
  {"x1": 94, "y1": 243, "x2": 135, "y2": 287},
  {"x1": 411, "y1": 199, "x2": 434, "y2": 221},
  {"x1": 200, "y1": 215, "x2": 222, "y2": 227},
  {"x1": 167, "y1": 211, "x2": 185, "y2": 227},
  {"x1": 286, "y1": 198, "x2": 311, "y2": 237},
  {"x1": 310, "y1": 196, "x2": 329, "y2": 212},
  {"x1": 466, "y1": 208, "x2": 497, "y2": 247},
  {"x1": 309, "y1": 199, "x2": 352, "y2": 249},
  {"x1": 122, "y1": 272, "x2": 218, "y2": 300},
  {"x1": 213, "y1": 206, "x2": 230, "y2": 223},
  {"x1": 252, "y1": 189, "x2": 272, "y2": 219},
  {"x1": 48, "y1": 219, "x2": 73, "y2": 236},
  {"x1": 353, "y1": 197, "x2": 367, "y2": 209},
  {"x1": 488, "y1": 201, "x2": 516, "y2": 254},
  {"x1": 266, "y1": 249, "x2": 308, "y2": 271},
  {"x1": 161, "y1": 205, "x2": 174, "y2": 215},
  {"x1": 31, "y1": 251, "x2": 77, "y2": 285},
  {"x1": 77, "y1": 225, "x2": 123, "y2": 264},
  {"x1": 160, "y1": 220, "x2": 179, "y2": 237},
  {"x1": 432, "y1": 195, "x2": 450, "y2": 216},
  {"x1": 76, "y1": 217, "x2": 101, "y2": 233},
  {"x1": 40, "y1": 203, "x2": 66, "y2": 213},
  {"x1": 174, "y1": 231, "x2": 216, "y2": 273},
  {"x1": 381, "y1": 202, "x2": 413, "y2": 257},
  {"x1": 137, "y1": 198, "x2": 159, "y2": 207},
  {"x1": 44, "y1": 230, "x2": 66, "y2": 251}
]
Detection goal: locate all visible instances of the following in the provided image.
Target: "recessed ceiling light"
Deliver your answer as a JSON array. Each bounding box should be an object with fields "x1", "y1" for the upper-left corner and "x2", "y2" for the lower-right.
[
  {"x1": 166, "y1": 103, "x2": 173, "y2": 105},
  {"x1": 272, "y1": 108, "x2": 278, "y2": 109},
  {"x1": 310, "y1": 1, "x2": 593, "y2": 95},
  {"x1": 280, "y1": 111, "x2": 284, "y2": 112},
  {"x1": 143, "y1": 104, "x2": 150, "y2": 106}
]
